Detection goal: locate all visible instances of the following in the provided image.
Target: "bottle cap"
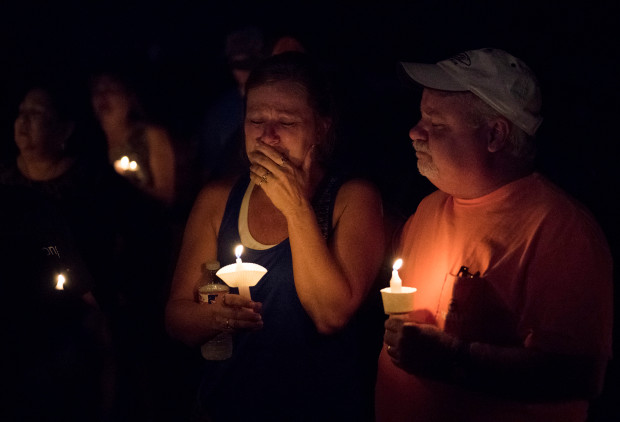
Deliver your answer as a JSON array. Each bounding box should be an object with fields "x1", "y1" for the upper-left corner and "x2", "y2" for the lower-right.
[{"x1": 205, "y1": 260, "x2": 221, "y2": 271}]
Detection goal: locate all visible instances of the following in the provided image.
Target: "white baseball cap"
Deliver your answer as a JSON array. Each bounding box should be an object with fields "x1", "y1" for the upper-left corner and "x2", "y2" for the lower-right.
[{"x1": 400, "y1": 48, "x2": 543, "y2": 136}]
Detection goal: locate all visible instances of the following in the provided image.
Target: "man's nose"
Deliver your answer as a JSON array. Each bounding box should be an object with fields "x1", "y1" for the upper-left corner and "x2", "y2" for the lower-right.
[{"x1": 409, "y1": 121, "x2": 426, "y2": 142}]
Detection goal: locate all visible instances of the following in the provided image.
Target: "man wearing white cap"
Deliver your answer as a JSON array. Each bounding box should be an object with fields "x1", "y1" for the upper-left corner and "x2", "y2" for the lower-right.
[{"x1": 375, "y1": 48, "x2": 613, "y2": 422}]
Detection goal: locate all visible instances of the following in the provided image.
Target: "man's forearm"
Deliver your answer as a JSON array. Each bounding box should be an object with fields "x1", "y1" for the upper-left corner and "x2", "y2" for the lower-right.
[
  {"x1": 458, "y1": 342, "x2": 607, "y2": 402},
  {"x1": 397, "y1": 323, "x2": 607, "y2": 402}
]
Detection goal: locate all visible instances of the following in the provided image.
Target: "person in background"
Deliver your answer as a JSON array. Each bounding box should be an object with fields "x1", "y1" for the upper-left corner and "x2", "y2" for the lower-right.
[
  {"x1": 0, "y1": 184, "x2": 112, "y2": 421},
  {"x1": 89, "y1": 69, "x2": 183, "y2": 418},
  {"x1": 1, "y1": 80, "x2": 123, "y2": 310},
  {"x1": 196, "y1": 28, "x2": 310, "y2": 187},
  {"x1": 374, "y1": 48, "x2": 613, "y2": 422},
  {"x1": 269, "y1": 34, "x2": 306, "y2": 56},
  {"x1": 166, "y1": 52, "x2": 385, "y2": 421},
  {"x1": 195, "y1": 25, "x2": 267, "y2": 184},
  {"x1": 1, "y1": 79, "x2": 165, "y2": 311},
  {"x1": 90, "y1": 70, "x2": 177, "y2": 206},
  {"x1": 1, "y1": 78, "x2": 176, "y2": 420}
]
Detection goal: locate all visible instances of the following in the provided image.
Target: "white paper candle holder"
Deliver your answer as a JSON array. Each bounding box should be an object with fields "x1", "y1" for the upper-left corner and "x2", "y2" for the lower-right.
[
  {"x1": 380, "y1": 286, "x2": 417, "y2": 315},
  {"x1": 216, "y1": 262, "x2": 267, "y2": 300}
]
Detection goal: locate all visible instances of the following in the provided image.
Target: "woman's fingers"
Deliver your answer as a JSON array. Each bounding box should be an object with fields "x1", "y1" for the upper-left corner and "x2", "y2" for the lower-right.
[
  {"x1": 249, "y1": 151, "x2": 283, "y2": 189},
  {"x1": 253, "y1": 140, "x2": 289, "y2": 167},
  {"x1": 249, "y1": 156, "x2": 284, "y2": 183},
  {"x1": 217, "y1": 313, "x2": 263, "y2": 331},
  {"x1": 248, "y1": 141, "x2": 297, "y2": 185},
  {"x1": 217, "y1": 294, "x2": 263, "y2": 331},
  {"x1": 222, "y1": 293, "x2": 262, "y2": 313},
  {"x1": 384, "y1": 317, "x2": 405, "y2": 361}
]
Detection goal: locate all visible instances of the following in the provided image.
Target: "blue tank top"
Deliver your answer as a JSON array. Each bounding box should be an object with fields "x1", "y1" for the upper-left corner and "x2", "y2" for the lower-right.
[{"x1": 197, "y1": 173, "x2": 375, "y2": 421}]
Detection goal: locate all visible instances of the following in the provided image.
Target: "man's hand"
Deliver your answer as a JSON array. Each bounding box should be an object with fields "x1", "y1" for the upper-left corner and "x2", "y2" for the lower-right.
[{"x1": 384, "y1": 318, "x2": 467, "y2": 378}]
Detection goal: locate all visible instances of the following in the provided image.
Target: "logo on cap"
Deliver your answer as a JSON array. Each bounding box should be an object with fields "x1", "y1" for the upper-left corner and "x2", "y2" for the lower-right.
[{"x1": 449, "y1": 53, "x2": 471, "y2": 67}]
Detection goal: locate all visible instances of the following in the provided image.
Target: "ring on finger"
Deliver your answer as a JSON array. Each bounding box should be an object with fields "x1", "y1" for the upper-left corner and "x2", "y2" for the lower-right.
[{"x1": 225, "y1": 318, "x2": 232, "y2": 330}]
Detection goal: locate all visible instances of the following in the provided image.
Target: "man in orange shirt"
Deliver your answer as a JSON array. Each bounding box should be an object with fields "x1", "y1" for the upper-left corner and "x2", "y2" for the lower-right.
[{"x1": 375, "y1": 48, "x2": 613, "y2": 422}]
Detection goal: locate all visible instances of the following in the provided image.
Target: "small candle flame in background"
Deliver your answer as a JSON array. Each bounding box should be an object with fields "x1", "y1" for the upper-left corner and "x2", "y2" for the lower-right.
[
  {"x1": 119, "y1": 156, "x2": 130, "y2": 170},
  {"x1": 390, "y1": 258, "x2": 403, "y2": 292},
  {"x1": 55, "y1": 273, "x2": 66, "y2": 290},
  {"x1": 114, "y1": 156, "x2": 139, "y2": 173}
]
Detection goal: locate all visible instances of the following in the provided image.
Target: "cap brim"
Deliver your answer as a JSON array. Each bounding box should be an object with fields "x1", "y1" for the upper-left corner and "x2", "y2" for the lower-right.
[{"x1": 400, "y1": 62, "x2": 467, "y2": 91}]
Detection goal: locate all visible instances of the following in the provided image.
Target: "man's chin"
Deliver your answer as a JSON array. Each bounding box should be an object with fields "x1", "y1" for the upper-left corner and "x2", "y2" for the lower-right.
[{"x1": 417, "y1": 161, "x2": 438, "y2": 180}]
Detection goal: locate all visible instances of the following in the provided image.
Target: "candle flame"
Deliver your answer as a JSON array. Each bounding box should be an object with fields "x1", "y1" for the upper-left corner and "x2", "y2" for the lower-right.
[
  {"x1": 235, "y1": 245, "x2": 244, "y2": 259},
  {"x1": 55, "y1": 273, "x2": 65, "y2": 290},
  {"x1": 393, "y1": 258, "x2": 403, "y2": 271},
  {"x1": 114, "y1": 156, "x2": 139, "y2": 172}
]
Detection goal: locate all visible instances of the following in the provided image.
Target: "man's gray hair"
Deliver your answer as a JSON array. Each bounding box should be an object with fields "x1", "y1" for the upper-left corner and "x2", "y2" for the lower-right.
[{"x1": 452, "y1": 91, "x2": 537, "y2": 163}]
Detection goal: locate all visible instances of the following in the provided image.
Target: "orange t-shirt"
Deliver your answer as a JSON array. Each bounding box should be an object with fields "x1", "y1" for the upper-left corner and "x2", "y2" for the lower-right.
[{"x1": 375, "y1": 173, "x2": 613, "y2": 422}]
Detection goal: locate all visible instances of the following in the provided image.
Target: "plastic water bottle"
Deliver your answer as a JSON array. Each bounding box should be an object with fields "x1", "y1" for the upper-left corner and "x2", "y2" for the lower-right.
[{"x1": 197, "y1": 260, "x2": 233, "y2": 360}]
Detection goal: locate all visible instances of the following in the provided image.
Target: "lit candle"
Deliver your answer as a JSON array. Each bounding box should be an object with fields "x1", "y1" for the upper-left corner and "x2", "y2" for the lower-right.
[
  {"x1": 390, "y1": 259, "x2": 403, "y2": 292},
  {"x1": 217, "y1": 244, "x2": 267, "y2": 300},
  {"x1": 55, "y1": 273, "x2": 66, "y2": 291},
  {"x1": 235, "y1": 245, "x2": 243, "y2": 272},
  {"x1": 114, "y1": 156, "x2": 139, "y2": 173},
  {"x1": 380, "y1": 258, "x2": 416, "y2": 315}
]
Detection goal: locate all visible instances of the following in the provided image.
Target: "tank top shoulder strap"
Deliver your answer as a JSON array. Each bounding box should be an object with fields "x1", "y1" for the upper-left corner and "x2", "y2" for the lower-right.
[
  {"x1": 218, "y1": 174, "x2": 249, "y2": 242},
  {"x1": 311, "y1": 174, "x2": 346, "y2": 240},
  {"x1": 223, "y1": 173, "x2": 344, "y2": 241}
]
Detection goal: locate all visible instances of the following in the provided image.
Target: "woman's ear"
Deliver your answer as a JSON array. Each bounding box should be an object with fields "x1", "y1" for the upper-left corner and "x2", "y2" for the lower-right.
[{"x1": 487, "y1": 117, "x2": 511, "y2": 153}]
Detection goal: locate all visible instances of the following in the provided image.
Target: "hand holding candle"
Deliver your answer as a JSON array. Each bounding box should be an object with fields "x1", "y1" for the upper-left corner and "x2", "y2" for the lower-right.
[
  {"x1": 217, "y1": 244, "x2": 267, "y2": 300},
  {"x1": 381, "y1": 258, "x2": 417, "y2": 315}
]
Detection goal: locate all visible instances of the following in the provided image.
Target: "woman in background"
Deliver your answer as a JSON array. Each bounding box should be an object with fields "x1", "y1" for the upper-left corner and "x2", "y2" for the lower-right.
[
  {"x1": 90, "y1": 71, "x2": 177, "y2": 206},
  {"x1": 2, "y1": 79, "x2": 177, "y2": 420}
]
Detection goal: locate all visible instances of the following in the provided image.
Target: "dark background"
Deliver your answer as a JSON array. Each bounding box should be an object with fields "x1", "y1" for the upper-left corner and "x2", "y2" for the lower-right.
[
  {"x1": 1, "y1": 0, "x2": 619, "y2": 420},
  {"x1": 1, "y1": 1, "x2": 618, "y2": 213}
]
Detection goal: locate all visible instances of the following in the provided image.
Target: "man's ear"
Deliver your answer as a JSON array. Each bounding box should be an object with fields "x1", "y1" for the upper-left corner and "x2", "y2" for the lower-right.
[{"x1": 487, "y1": 117, "x2": 511, "y2": 153}]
